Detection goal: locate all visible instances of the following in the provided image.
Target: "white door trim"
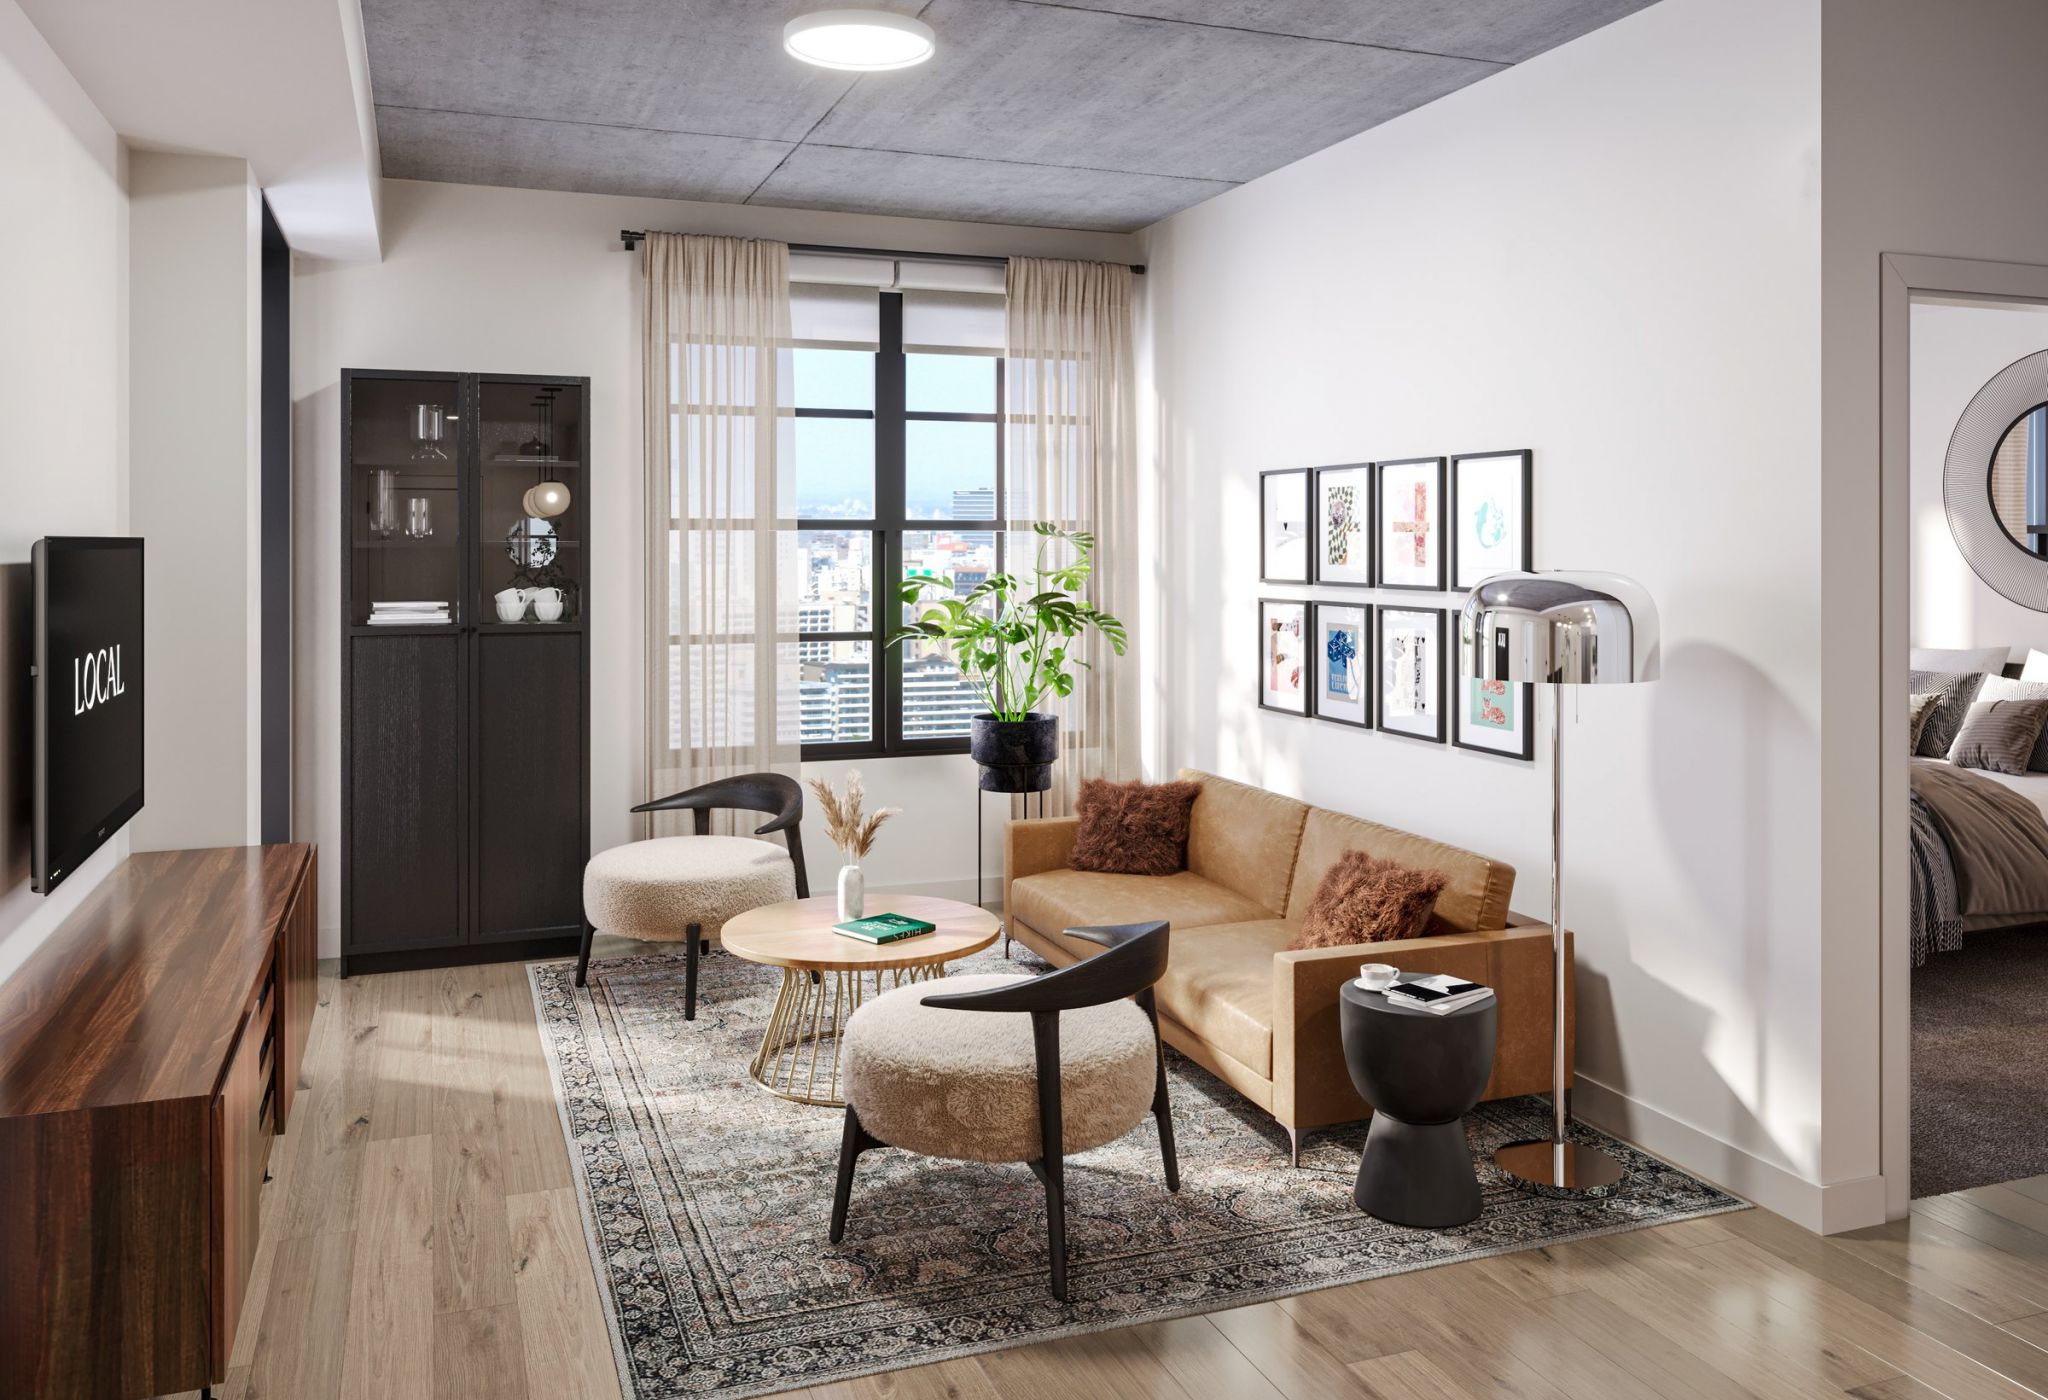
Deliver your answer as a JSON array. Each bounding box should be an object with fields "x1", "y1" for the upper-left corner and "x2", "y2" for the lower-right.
[{"x1": 1879, "y1": 252, "x2": 2048, "y2": 1220}]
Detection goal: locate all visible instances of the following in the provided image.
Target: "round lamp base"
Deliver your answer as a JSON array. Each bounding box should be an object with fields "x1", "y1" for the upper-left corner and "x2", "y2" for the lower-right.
[{"x1": 1494, "y1": 1139, "x2": 1626, "y2": 1196}]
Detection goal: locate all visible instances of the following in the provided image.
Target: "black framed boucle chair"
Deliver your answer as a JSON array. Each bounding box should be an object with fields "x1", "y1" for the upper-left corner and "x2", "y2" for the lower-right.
[
  {"x1": 828, "y1": 920, "x2": 1177, "y2": 1301},
  {"x1": 577, "y1": 773, "x2": 809, "y2": 1018}
]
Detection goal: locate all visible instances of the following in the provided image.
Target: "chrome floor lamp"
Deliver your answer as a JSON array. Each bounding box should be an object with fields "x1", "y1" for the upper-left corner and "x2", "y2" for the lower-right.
[{"x1": 1459, "y1": 571, "x2": 1660, "y2": 1192}]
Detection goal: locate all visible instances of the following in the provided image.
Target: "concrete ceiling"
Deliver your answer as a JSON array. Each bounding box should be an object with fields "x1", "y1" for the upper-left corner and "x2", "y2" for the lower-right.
[{"x1": 364, "y1": 0, "x2": 1658, "y2": 233}]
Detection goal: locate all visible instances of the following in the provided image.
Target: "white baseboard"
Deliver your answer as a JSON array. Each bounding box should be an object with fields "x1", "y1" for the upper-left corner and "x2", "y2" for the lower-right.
[{"x1": 1573, "y1": 1076, "x2": 1887, "y2": 1233}]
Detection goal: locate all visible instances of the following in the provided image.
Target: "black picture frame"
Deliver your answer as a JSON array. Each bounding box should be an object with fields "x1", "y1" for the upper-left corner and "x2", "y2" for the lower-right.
[
  {"x1": 1375, "y1": 605, "x2": 1448, "y2": 742},
  {"x1": 1374, "y1": 456, "x2": 1447, "y2": 591},
  {"x1": 1312, "y1": 463, "x2": 1374, "y2": 587},
  {"x1": 1451, "y1": 676, "x2": 1536, "y2": 761},
  {"x1": 1259, "y1": 468, "x2": 1313, "y2": 585},
  {"x1": 1258, "y1": 596, "x2": 1312, "y2": 715},
  {"x1": 1309, "y1": 601, "x2": 1372, "y2": 728},
  {"x1": 1450, "y1": 449, "x2": 1533, "y2": 591}
]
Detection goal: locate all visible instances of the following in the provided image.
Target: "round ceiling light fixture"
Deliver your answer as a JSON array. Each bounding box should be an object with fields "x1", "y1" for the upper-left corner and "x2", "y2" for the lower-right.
[{"x1": 783, "y1": 9, "x2": 935, "y2": 71}]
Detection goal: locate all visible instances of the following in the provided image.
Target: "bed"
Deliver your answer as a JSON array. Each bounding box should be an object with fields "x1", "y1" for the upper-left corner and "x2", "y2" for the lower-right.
[{"x1": 1910, "y1": 758, "x2": 2048, "y2": 963}]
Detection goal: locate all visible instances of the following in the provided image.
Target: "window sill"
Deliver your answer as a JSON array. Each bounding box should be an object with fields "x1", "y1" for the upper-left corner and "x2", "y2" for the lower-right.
[{"x1": 800, "y1": 739, "x2": 973, "y2": 762}]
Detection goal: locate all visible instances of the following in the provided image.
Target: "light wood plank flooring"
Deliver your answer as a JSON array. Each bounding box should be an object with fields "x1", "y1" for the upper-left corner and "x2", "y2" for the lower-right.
[{"x1": 168, "y1": 956, "x2": 2048, "y2": 1400}]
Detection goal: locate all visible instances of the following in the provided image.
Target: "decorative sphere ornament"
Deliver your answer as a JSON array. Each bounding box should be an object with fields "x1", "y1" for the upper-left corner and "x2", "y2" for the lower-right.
[{"x1": 527, "y1": 480, "x2": 571, "y2": 518}]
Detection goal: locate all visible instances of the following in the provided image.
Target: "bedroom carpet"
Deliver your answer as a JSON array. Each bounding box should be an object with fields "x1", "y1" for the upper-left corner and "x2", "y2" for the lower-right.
[
  {"x1": 1914, "y1": 925, "x2": 2048, "y2": 1196},
  {"x1": 532, "y1": 945, "x2": 1743, "y2": 1400}
]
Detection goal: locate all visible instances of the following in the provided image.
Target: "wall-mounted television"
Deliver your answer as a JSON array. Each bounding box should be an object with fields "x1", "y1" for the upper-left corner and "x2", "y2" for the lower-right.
[{"x1": 33, "y1": 537, "x2": 144, "y2": 894}]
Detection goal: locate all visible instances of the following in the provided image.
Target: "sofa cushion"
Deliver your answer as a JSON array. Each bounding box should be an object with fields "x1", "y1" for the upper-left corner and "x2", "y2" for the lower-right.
[
  {"x1": 1177, "y1": 769, "x2": 1309, "y2": 914},
  {"x1": 1292, "y1": 851, "x2": 1447, "y2": 947},
  {"x1": 1287, "y1": 808, "x2": 1513, "y2": 935},
  {"x1": 1069, "y1": 777, "x2": 1202, "y2": 875},
  {"x1": 1008, "y1": 869, "x2": 1271, "y2": 944},
  {"x1": 1154, "y1": 919, "x2": 1295, "y2": 1078}
]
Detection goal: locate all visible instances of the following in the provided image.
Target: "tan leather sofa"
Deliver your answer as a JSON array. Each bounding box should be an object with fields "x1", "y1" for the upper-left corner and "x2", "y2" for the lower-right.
[{"x1": 1003, "y1": 770, "x2": 1570, "y2": 1162}]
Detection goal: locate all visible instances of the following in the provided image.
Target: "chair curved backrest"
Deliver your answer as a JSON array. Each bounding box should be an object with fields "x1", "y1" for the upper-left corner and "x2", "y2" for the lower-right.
[
  {"x1": 920, "y1": 921, "x2": 1169, "y2": 1015},
  {"x1": 631, "y1": 772, "x2": 808, "y2": 897}
]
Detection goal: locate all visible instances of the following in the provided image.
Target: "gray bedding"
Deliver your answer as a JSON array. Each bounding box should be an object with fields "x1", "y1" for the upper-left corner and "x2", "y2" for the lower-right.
[{"x1": 1910, "y1": 758, "x2": 2048, "y2": 963}]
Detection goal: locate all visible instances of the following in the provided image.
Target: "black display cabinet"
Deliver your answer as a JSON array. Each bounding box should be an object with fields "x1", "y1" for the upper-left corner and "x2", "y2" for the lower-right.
[{"x1": 340, "y1": 369, "x2": 591, "y2": 975}]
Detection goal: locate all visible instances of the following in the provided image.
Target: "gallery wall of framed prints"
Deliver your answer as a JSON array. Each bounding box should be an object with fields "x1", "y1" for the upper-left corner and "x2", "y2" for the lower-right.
[{"x1": 1255, "y1": 448, "x2": 1536, "y2": 761}]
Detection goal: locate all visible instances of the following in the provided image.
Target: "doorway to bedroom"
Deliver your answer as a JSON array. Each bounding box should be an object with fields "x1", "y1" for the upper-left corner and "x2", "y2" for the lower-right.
[{"x1": 1906, "y1": 288, "x2": 2048, "y2": 1200}]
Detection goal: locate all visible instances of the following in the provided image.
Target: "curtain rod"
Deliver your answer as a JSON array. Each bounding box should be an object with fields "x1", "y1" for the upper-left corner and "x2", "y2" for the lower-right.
[{"x1": 617, "y1": 230, "x2": 1144, "y2": 275}]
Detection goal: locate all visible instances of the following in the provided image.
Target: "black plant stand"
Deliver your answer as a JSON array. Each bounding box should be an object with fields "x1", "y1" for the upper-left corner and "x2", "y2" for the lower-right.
[
  {"x1": 979, "y1": 783, "x2": 1047, "y2": 955},
  {"x1": 1339, "y1": 977, "x2": 1497, "y2": 1228}
]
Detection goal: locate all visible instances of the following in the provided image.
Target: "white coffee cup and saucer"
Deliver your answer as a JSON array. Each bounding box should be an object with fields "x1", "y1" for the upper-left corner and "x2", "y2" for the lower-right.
[{"x1": 1355, "y1": 962, "x2": 1399, "y2": 992}]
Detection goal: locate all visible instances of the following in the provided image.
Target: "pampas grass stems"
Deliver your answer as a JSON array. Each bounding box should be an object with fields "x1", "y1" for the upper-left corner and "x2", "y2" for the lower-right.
[{"x1": 808, "y1": 771, "x2": 897, "y2": 861}]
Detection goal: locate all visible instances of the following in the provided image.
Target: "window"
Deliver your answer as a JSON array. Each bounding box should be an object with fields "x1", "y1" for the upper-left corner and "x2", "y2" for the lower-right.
[{"x1": 795, "y1": 287, "x2": 1004, "y2": 758}]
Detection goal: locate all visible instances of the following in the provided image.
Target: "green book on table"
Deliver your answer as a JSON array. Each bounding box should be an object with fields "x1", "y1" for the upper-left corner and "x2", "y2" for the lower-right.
[{"x1": 833, "y1": 912, "x2": 937, "y2": 943}]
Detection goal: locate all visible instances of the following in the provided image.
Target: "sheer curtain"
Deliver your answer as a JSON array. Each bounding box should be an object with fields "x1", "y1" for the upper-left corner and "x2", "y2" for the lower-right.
[
  {"x1": 1005, "y1": 257, "x2": 1138, "y2": 814},
  {"x1": 642, "y1": 233, "x2": 799, "y2": 835}
]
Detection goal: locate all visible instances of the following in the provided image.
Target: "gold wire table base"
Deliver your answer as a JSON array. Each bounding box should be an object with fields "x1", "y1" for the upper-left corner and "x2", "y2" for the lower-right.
[{"x1": 747, "y1": 962, "x2": 946, "y2": 1106}]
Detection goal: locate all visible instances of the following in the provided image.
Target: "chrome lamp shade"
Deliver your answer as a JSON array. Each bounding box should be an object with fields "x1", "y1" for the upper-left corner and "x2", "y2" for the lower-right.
[
  {"x1": 1458, "y1": 570, "x2": 1659, "y2": 1195},
  {"x1": 1459, "y1": 570, "x2": 1661, "y2": 688}
]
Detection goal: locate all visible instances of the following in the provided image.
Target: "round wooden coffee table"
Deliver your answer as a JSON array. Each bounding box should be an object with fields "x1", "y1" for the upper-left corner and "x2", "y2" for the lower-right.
[{"x1": 720, "y1": 895, "x2": 1001, "y2": 1106}]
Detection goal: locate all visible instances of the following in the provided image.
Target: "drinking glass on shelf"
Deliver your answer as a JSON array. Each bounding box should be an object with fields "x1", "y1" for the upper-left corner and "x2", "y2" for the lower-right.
[
  {"x1": 369, "y1": 469, "x2": 398, "y2": 538},
  {"x1": 405, "y1": 497, "x2": 434, "y2": 539},
  {"x1": 410, "y1": 404, "x2": 449, "y2": 461}
]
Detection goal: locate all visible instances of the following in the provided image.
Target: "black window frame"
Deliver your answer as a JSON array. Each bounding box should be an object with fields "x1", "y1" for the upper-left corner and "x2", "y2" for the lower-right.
[{"x1": 797, "y1": 290, "x2": 1004, "y2": 760}]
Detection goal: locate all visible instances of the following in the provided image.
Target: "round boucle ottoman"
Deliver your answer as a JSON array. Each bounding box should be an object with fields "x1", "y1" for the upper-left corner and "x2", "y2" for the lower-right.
[
  {"x1": 582, "y1": 835, "x2": 796, "y2": 942},
  {"x1": 841, "y1": 973, "x2": 1158, "y2": 1163}
]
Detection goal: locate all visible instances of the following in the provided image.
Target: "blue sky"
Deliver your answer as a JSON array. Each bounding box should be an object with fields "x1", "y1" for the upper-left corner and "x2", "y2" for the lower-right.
[{"x1": 795, "y1": 349, "x2": 996, "y2": 515}]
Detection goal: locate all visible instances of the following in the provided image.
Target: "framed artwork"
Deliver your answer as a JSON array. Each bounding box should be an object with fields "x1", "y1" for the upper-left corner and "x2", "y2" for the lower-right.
[
  {"x1": 1375, "y1": 457, "x2": 1446, "y2": 590},
  {"x1": 1259, "y1": 597, "x2": 1311, "y2": 714},
  {"x1": 1314, "y1": 464, "x2": 1374, "y2": 586},
  {"x1": 1454, "y1": 676, "x2": 1535, "y2": 760},
  {"x1": 1260, "y1": 469, "x2": 1312, "y2": 584},
  {"x1": 1451, "y1": 449, "x2": 1533, "y2": 589},
  {"x1": 1310, "y1": 602, "x2": 1371, "y2": 727},
  {"x1": 1377, "y1": 606, "x2": 1447, "y2": 742}
]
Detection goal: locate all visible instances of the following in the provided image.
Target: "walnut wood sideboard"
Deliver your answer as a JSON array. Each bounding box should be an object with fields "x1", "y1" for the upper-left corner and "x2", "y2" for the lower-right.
[{"x1": 0, "y1": 844, "x2": 318, "y2": 1400}]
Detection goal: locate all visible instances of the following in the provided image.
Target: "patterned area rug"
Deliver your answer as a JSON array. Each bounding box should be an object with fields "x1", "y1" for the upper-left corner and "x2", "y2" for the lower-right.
[{"x1": 530, "y1": 946, "x2": 1743, "y2": 1400}]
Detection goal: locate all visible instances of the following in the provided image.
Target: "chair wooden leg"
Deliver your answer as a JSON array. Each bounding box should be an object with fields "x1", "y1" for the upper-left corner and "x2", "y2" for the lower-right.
[
  {"x1": 1138, "y1": 990, "x2": 1178, "y2": 1192},
  {"x1": 1031, "y1": 1011, "x2": 1068, "y2": 1301},
  {"x1": 829, "y1": 1104, "x2": 877, "y2": 1244},
  {"x1": 684, "y1": 924, "x2": 701, "y2": 1020},
  {"x1": 574, "y1": 920, "x2": 595, "y2": 987}
]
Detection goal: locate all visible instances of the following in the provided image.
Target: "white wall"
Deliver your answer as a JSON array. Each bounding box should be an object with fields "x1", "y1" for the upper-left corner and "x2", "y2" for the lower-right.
[
  {"x1": 127, "y1": 150, "x2": 263, "y2": 852},
  {"x1": 1138, "y1": 0, "x2": 1832, "y2": 1221},
  {"x1": 292, "y1": 178, "x2": 1137, "y2": 953},
  {"x1": 0, "y1": 0, "x2": 129, "y2": 984},
  {"x1": 1909, "y1": 300, "x2": 2048, "y2": 661}
]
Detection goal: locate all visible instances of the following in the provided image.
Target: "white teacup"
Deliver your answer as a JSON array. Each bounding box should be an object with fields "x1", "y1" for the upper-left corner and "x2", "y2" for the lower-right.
[
  {"x1": 532, "y1": 590, "x2": 564, "y2": 622},
  {"x1": 495, "y1": 596, "x2": 527, "y2": 622},
  {"x1": 1357, "y1": 962, "x2": 1399, "y2": 992}
]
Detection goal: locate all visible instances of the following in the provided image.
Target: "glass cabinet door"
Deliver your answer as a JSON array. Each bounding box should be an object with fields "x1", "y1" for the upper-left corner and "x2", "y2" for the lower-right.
[
  {"x1": 348, "y1": 375, "x2": 463, "y2": 627},
  {"x1": 476, "y1": 378, "x2": 583, "y2": 626}
]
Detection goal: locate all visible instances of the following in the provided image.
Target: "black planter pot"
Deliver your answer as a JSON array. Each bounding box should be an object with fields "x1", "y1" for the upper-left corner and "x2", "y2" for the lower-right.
[{"x1": 970, "y1": 712, "x2": 1058, "y2": 793}]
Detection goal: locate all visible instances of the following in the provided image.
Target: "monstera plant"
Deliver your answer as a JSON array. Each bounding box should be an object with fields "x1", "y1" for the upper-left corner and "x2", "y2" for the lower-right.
[{"x1": 887, "y1": 522, "x2": 1127, "y2": 791}]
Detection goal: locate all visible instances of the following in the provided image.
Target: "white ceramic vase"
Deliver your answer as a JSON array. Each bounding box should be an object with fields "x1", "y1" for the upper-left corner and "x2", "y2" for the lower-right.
[{"x1": 836, "y1": 863, "x2": 865, "y2": 921}]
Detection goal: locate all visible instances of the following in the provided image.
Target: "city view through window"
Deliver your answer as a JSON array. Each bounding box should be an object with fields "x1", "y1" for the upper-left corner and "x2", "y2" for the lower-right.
[{"x1": 793, "y1": 314, "x2": 1006, "y2": 753}]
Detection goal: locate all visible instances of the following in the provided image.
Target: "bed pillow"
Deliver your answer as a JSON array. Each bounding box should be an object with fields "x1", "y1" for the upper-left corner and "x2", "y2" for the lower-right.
[
  {"x1": 2022, "y1": 649, "x2": 2048, "y2": 682},
  {"x1": 1909, "y1": 692, "x2": 1941, "y2": 752},
  {"x1": 1975, "y1": 676, "x2": 2048, "y2": 770},
  {"x1": 1910, "y1": 669, "x2": 1987, "y2": 758},
  {"x1": 1067, "y1": 777, "x2": 1202, "y2": 876},
  {"x1": 1949, "y1": 698, "x2": 2048, "y2": 775},
  {"x1": 1911, "y1": 645, "x2": 2009, "y2": 676}
]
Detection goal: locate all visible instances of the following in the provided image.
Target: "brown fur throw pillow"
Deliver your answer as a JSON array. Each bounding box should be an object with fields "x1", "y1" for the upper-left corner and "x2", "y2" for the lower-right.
[
  {"x1": 1067, "y1": 778, "x2": 1202, "y2": 876},
  {"x1": 1290, "y1": 851, "x2": 1448, "y2": 949}
]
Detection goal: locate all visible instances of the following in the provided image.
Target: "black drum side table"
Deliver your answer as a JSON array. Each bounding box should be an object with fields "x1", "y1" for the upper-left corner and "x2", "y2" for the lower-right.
[{"x1": 1339, "y1": 977, "x2": 1498, "y2": 1228}]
